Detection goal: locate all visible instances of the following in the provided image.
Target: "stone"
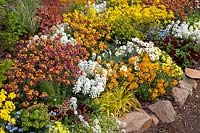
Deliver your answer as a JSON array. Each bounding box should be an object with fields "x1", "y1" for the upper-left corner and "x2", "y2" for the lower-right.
[
  {"x1": 184, "y1": 77, "x2": 198, "y2": 89},
  {"x1": 185, "y1": 68, "x2": 200, "y2": 79},
  {"x1": 148, "y1": 100, "x2": 176, "y2": 123},
  {"x1": 179, "y1": 80, "x2": 193, "y2": 95},
  {"x1": 171, "y1": 87, "x2": 189, "y2": 106},
  {"x1": 150, "y1": 114, "x2": 159, "y2": 126},
  {"x1": 120, "y1": 109, "x2": 152, "y2": 133}
]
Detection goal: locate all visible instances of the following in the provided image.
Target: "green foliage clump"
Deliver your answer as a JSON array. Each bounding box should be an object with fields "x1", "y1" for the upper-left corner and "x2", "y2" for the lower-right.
[
  {"x1": 0, "y1": 0, "x2": 27, "y2": 54},
  {"x1": 0, "y1": 60, "x2": 13, "y2": 88},
  {"x1": 20, "y1": 104, "x2": 50, "y2": 131}
]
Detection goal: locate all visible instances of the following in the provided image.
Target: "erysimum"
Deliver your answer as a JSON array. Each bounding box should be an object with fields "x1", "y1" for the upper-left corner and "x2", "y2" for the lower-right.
[{"x1": 73, "y1": 60, "x2": 107, "y2": 98}]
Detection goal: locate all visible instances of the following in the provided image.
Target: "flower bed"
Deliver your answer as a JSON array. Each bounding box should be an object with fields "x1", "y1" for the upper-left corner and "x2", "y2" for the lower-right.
[{"x1": 0, "y1": 0, "x2": 199, "y2": 132}]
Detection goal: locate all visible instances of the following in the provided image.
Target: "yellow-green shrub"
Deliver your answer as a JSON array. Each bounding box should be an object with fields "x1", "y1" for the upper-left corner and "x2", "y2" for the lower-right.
[{"x1": 93, "y1": 87, "x2": 141, "y2": 117}]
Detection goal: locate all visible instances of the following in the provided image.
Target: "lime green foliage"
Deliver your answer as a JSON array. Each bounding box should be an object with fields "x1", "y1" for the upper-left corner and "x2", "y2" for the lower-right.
[
  {"x1": 49, "y1": 121, "x2": 70, "y2": 133},
  {"x1": 20, "y1": 104, "x2": 50, "y2": 131},
  {"x1": 93, "y1": 88, "x2": 141, "y2": 117},
  {"x1": 16, "y1": 0, "x2": 40, "y2": 34},
  {"x1": 0, "y1": 0, "x2": 27, "y2": 54},
  {"x1": 0, "y1": 0, "x2": 11, "y2": 4},
  {"x1": 0, "y1": 60, "x2": 13, "y2": 88},
  {"x1": 100, "y1": 3, "x2": 174, "y2": 45}
]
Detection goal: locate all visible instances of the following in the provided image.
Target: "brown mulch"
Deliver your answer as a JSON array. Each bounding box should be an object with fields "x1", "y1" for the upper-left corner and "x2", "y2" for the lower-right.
[{"x1": 145, "y1": 80, "x2": 200, "y2": 133}]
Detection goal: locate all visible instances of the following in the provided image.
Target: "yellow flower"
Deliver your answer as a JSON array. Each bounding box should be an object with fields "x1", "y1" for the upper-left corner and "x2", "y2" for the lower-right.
[
  {"x1": 10, "y1": 118, "x2": 16, "y2": 124},
  {"x1": 0, "y1": 127, "x2": 5, "y2": 133},
  {"x1": 7, "y1": 92, "x2": 16, "y2": 100},
  {"x1": 153, "y1": 89, "x2": 158, "y2": 93},
  {"x1": 148, "y1": 88, "x2": 152, "y2": 93}
]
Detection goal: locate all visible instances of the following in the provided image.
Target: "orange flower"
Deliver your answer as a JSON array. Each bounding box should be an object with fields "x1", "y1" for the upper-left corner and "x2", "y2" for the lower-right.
[
  {"x1": 41, "y1": 92, "x2": 48, "y2": 98},
  {"x1": 127, "y1": 73, "x2": 134, "y2": 81},
  {"x1": 23, "y1": 85, "x2": 29, "y2": 92},
  {"x1": 128, "y1": 57, "x2": 138, "y2": 64},
  {"x1": 159, "y1": 88, "x2": 166, "y2": 95},
  {"x1": 108, "y1": 83, "x2": 114, "y2": 89},
  {"x1": 129, "y1": 82, "x2": 138, "y2": 90},
  {"x1": 172, "y1": 80, "x2": 178, "y2": 86},
  {"x1": 119, "y1": 70, "x2": 127, "y2": 76},
  {"x1": 151, "y1": 93, "x2": 157, "y2": 99},
  {"x1": 22, "y1": 101, "x2": 29, "y2": 108}
]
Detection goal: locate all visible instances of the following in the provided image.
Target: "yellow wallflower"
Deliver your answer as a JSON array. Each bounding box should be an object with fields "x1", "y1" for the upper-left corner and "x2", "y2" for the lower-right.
[
  {"x1": 7, "y1": 92, "x2": 16, "y2": 100},
  {"x1": 0, "y1": 127, "x2": 5, "y2": 133},
  {"x1": 0, "y1": 89, "x2": 16, "y2": 124}
]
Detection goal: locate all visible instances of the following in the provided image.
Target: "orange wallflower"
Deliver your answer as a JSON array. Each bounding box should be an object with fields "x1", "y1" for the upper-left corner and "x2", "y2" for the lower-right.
[{"x1": 129, "y1": 82, "x2": 138, "y2": 90}]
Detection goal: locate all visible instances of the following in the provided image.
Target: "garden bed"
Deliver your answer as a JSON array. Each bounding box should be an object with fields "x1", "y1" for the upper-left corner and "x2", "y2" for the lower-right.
[{"x1": 0, "y1": 0, "x2": 199, "y2": 133}]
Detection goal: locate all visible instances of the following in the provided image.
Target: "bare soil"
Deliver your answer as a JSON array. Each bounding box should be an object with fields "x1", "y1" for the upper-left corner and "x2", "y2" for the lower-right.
[{"x1": 145, "y1": 80, "x2": 200, "y2": 133}]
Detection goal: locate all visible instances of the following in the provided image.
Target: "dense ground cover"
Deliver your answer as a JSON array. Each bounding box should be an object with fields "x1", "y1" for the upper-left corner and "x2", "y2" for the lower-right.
[{"x1": 0, "y1": 0, "x2": 199, "y2": 132}]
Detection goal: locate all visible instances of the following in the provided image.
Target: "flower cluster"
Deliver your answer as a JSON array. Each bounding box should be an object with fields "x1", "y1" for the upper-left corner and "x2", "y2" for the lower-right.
[
  {"x1": 115, "y1": 38, "x2": 160, "y2": 61},
  {"x1": 37, "y1": 0, "x2": 66, "y2": 31},
  {"x1": 73, "y1": 60, "x2": 107, "y2": 98},
  {"x1": 100, "y1": 2, "x2": 174, "y2": 43},
  {"x1": 3, "y1": 31, "x2": 87, "y2": 107},
  {"x1": 105, "y1": 47, "x2": 183, "y2": 100},
  {"x1": 63, "y1": 10, "x2": 111, "y2": 54},
  {"x1": 32, "y1": 23, "x2": 77, "y2": 45},
  {"x1": 157, "y1": 36, "x2": 200, "y2": 68},
  {"x1": 90, "y1": 1, "x2": 107, "y2": 14},
  {"x1": 144, "y1": 0, "x2": 193, "y2": 20},
  {"x1": 162, "y1": 20, "x2": 200, "y2": 44},
  {"x1": 0, "y1": 89, "x2": 16, "y2": 125}
]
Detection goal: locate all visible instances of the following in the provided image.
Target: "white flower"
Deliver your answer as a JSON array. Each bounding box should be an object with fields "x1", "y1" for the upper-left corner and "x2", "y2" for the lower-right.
[
  {"x1": 115, "y1": 51, "x2": 120, "y2": 56},
  {"x1": 121, "y1": 129, "x2": 126, "y2": 133},
  {"x1": 33, "y1": 35, "x2": 39, "y2": 40},
  {"x1": 92, "y1": 118, "x2": 101, "y2": 133},
  {"x1": 70, "y1": 97, "x2": 77, "y2": 112},
  {"x1": 120, "y1": 65, "x2": 128, "y2": 72},
  {"x1": 102, "y1": 69, "x2": 107, "y2": 76},
  {"x1": 134, "y1": 64, "x2": 140, "y2": 71},
  {"x1": 40, "y1": 35, "x2": 47, "y2": 40},
  {"x1": 92, "y1": 53, "x2": 97, "y2": 60},
  {"x1": 82, "y1": 79, "x2": 91, "y2": 95},
  {"x1": 132, "y1": 37, "x2": 139, "y2": 42}
]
